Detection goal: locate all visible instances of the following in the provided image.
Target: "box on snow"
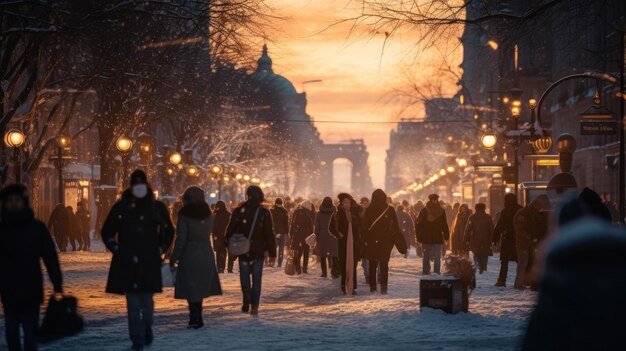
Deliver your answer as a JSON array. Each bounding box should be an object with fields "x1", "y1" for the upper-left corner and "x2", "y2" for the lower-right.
[{"x1": 419, "y1": 276, "x2": 464, "y2": 314}]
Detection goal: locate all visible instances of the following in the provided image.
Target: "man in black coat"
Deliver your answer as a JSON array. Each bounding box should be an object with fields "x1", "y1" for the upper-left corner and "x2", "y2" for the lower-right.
[
  {"x1": 48, "y1": 203, "x2": 70, "y2": 252},
  {"x1": 270, "y1": 198, "x2": 289, "y2": 268},
  {"x1": 76, "y1": 201, "x2": 91, "y2": 251},
  {"x1": 415, "y1": 194, "x2": 449, "y2": 275},
  {"x1": 493, "y1": 193, "x2": 522, "y2": 287},
  {"x1": 0, "y1": 184, "x2": 63, "y2": 351},
  {"x1": 101, "y1": 170, "x2": 174, "y2": 351}
]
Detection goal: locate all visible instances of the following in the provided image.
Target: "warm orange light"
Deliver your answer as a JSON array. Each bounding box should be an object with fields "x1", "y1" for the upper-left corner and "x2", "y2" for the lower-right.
[
  {"x1": 56, "y1": 135, "x2": 71, "y2": 148},
  {"x1": 481, "y1": 133, "x2": 497, "y2": 150},
  {"x1": 4, "y1": 130, "x2": 25, "y2": 148},
  {"x1": 169, "y1": 151, "x2": 182, "y2": 165},
  {"x1": 116, "y1": 136, "x2": 133, "y2": 152}
]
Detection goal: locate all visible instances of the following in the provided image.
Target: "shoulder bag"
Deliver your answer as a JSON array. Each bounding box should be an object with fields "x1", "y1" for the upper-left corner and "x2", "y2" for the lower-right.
[{"x1": 228, "y1": 208, "x2": 260, "y2": 256}]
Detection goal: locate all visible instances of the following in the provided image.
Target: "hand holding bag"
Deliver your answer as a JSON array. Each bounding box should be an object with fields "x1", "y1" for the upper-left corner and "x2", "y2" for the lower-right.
[
  {"x1": 228, "y1": 208, "x2": 260, "y2": 257},
  {"x1": 39, "y1": 295, "x2": 84, "y2": 342}
]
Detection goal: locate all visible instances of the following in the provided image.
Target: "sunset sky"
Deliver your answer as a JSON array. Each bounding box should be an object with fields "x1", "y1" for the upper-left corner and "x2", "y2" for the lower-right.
[{"x1": 266, "y1": 0, "x2": 463, "y2": 188}]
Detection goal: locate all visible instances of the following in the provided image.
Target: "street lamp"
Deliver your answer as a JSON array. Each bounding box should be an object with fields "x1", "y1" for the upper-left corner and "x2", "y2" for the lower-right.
[
  {"x1": 169, "y1": 151, "x2": 182, "y2": 165},
  {"x1": 457, "y1": 158, "x2": 468, "y2": 168},
  {"x1": 243, "y1": 175, "x2": 251, "y2": 182},
  {"x1": 4, "y1": 129, "x2": 25, "y2": 182},
  {"x1": 185, "y1": 165, "x2": 199, "y2": 177},
  {"x1": 55, "y1": 134, "x2": 71, "y2": 205},
  {"x1": 209, "y1": 164, "x2": 224, "y2": 200},
  {"x1": 115, "y1": 136, "x2": 133, "y2": 152},
  {"x1": 481, "y1": 133, "x2": 498, "y2": 150}
]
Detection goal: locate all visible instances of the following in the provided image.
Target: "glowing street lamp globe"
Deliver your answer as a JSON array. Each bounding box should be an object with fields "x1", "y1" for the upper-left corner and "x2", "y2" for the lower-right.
[
  {"x1": 235, "y1": 173, "x2": 243, "y2": 181},
  {"x1": 439, "y1": 169, "x2": 446, "y2": 176},
  {"x1": 55, "y1": 135, "x2": 71, "y2": 149},
  {"x1": 446, "y1": 166, "x2": 455, "y2": 173},
  {"x1": 115, "y1": 136, "x2": 133, "y2": 152},
  {"x1": 209, "y1": 164, "x2": 223, "y2": 176},
  {"x1": 243, "y1": 175, "x2": 251, "y2": 182},
  {"x1": 4, "y1": 130, "x2": 25, "y2": 148},
  {"x1": 457, "y1": 158, "x2": 468, "y2": 168},
  {"x1": 481, "y1": 133, "x2": 498, "y2": 150},
  {"x1": 185, "y1": 165, "x2": 199, "y2": 177},
  {"x1": 169, "y1": 151, "x2": 182, "y2": 165}
]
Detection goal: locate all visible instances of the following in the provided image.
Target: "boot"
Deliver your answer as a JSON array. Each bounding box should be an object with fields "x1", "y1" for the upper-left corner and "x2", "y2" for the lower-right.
[
  {"x1": 381, "y1": 285, "x2": 388, "y2": 295},
  {"x1": 188, "y1": 302, "x2": 203, "y2": 329},
  {"x1": 242, "y1": 289, "x2": 251, "y2": 313},
  {"x1": 494, "y1": 280, "x2": 506, "y2": 287},
  {"x1": 250, "y1": 305, "x2": 259, "y2": 316},
  {"x1": 370, "y1": 285, "x2": 377, "y2": 293}
]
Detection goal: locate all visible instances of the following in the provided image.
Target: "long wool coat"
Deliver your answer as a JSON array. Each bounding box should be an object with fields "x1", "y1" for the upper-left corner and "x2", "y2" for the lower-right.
[
  {"x1": 363, "y1": 206, "x2": 407, "y2": 262},
  {"x1": 315, "y1": 206, "x2": 338, "y2": 258},
  {"x1": 451, "y1": 212, "x2": 471, "y2": 252},
  {"x1": 170, "y1": 214, "x2": 222, "y2": 301},
  {"x1": 493, "y1": 204, "x2": 522, "y2": 261},
  {"x1": 212, "y1": 209, "x2": 230, "y2": 252},
  {"x1": 464, "y1": 212, "x2": 495, "y2": 257},
  {"x1": 289, "y1": 208, "x2": 314, "y2": 251},
  {"x1": 102, "y1": 190, "x2": 174, "y2": 295}
]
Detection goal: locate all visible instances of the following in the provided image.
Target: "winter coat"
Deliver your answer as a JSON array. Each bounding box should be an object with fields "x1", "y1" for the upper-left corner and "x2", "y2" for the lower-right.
[
  {"x1": 48, "y1": 204, "x2": 70, "y2": 240},
  {"x1": 101, "y1": 190, "x2": 174, "y2": 295},
  {"x1": 396, "y1": 210, "x2": 416, "y2": 248},
  {"x1": 415, "y1": 204, "x2": 450, "y2": 244},
  {"x1": 363, "y1": 206, "x2": 407, "y2": 261},
  {"x1": 451, "y1": 212, "x2": 471, "y2": 252},
  {"x1": 226, "y1": 201, "x2": 276, "y2": 261},
  {"x1": 212, "y1": 209, "x2": 230, "y2": 252},
  {"x1": 289, "y1": 208, "x2": 314, "y2": 251},
  {"x1": 270, "y1": 206, "x2": 289, "y2": 235},
  {"x1": 67, "y1": 210, "x2": 80, "y2": 240},
  {"x1": 76, "y1": 207, "x2": 90, "y2": 234},
  {"x1": 329, "y1": 206, "x2": 363, "y2": 262},
  {"x1": 493, "y1": 204, "x2": 522, "y2": 261},
  {"x1": 464, "y1": 212, "x2": 494, "y2": 257},
  {"x1": 513, "y1": 206, "x2": 541, "y2": 251},
  {"x1": 0, "y1": 209, "x2": 63, "y2": 305},
  {"x1": 314, "y1": 206, "x2": 338, "y2": 258},
  {"x1": 170, "y1": 213, "x2": 222, "y2": 301}
]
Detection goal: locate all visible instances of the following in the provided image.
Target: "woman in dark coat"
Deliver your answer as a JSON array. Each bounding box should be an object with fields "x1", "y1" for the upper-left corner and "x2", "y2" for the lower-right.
[
  {"x1": 226, "y1": 186, "x2": 276, "y2": 316},
  {"x1": 329, "y1": 193, "x2": 362, "y2": 295},
  {"x1": 212, "y1": 201, "x2": 230, "y2": 273},
  {"x1": 289, "y1": 200, "x2": 314, "y2": 275},
  {"x1": 48, "y1": 203, "x2": 70, "y2": 251},
  {"x1": 464, "y1": 203, "x2": 494, "y2": 274},
  {"x1": 315, "y1": 197, "x2": 339, "y2": 278},
  {"x1": 170, "y1": 187, "x2": 222, "y2": 329},
  {"x1": 493, "y1": 193, "x2": 522, "y2": 287},
  {"x1": 396, "y1": 205, "x2": 415, "y2": 258},
  {"x1": 451, "y1": 204, "x2": 471, "y2": 256},
  {"x1": 66, "y1": 206, "x2": 81, "y2": 251},
  {"x1": 363, "y1": 189, "x2": 407, "y2": 294},
  {"x1": 0, "y1": 184, "x2": 63, "y2": 351},
  {"x1": 101, "y1": 170, "x2": 174, "y2": 350}
]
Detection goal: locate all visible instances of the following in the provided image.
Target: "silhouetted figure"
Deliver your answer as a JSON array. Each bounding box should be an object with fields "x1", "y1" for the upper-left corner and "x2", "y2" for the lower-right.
[
  {"x1": 464, "y1": 203, "x2": 494, "y2": 274},
  {"x1": 315, "y1": 197, "x2": 339, "y2": 278},
  {"x1": 48, "y1": 203, "x2": 70, "y2": 252},
  {"x1": 212, "y1": 201, "x2": 230, "y2": 273},
  {"x1": 493, "y1": 194, "x2": 522, "y2": 287},
  {"x1": 329, "y1": 193, "x2": 362, "y2": 295}
]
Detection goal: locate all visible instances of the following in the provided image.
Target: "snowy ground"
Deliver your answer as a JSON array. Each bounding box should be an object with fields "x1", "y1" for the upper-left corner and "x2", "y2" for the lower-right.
[{"x1": 1, "y1": 242, "x2": 536, "y2": 351}]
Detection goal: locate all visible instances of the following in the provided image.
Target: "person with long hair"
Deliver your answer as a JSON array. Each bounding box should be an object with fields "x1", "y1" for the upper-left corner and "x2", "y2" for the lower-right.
[
  {"x1": 363, "y1": 189, "x2": 406, "y2": 294},
  {"x1": 169, "y1": 187, "x2": 222, "y2": 328},
  {"x1": 329, "y1": 193, "x2": 362, "y2": 295},
  {"x1": 315, "y1": 197, "x2": 339, "y2": 278},
  {"x1": 451, "y1": 204, "x2": 471, "y2": 257},
  {"x1": 289, "y1": 200, "x2": 314, "y2": 275},
  {"x1": 226, "y1": 186, "x2": 276, "y2": 316}
]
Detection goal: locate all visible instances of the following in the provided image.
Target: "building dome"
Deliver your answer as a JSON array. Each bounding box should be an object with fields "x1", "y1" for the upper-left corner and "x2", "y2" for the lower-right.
[
  {"x1": 257, "y1": 44, "x2": 273, "y2": 72},
  {"x1": 251, "y1": 45, "x2": 298, "y2": 96}
]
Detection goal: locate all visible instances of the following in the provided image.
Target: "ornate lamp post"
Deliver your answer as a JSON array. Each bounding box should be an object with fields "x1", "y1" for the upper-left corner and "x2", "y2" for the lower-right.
[
  {"x1": 54, "y1": 135, "x2": 71, "y2": 205},
  {"x1": 4, "y1": 129, "x2": 25, "y2": 183},
  {"x1": 209, "y1": 164, "x2": 224, "y2": 200}
]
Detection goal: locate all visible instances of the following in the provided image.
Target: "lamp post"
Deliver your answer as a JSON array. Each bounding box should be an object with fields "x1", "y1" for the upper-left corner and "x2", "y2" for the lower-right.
[
  {"x1": 4, "y1": 129, "x2": 25, "y2": 183},
  {"x1": 55, "y1": 135, "x2": 71, "y2": 205},
  {"x1": 209, "y1": 164, "x2": 224, "y2": 200},
  {"x1": 115, "y1": 136, "x2": 133, "y2": 185}
]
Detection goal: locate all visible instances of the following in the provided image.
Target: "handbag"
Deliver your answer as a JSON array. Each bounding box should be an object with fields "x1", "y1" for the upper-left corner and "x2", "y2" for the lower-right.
[
  {"x1": 39, "y1": 295, "x2": 84, "y2": 342},
  {"x1": 305, "y1": 233, "x2": 317, "y2": 247},
  {"x1": 228, "y1": 208, "x2": 260, "y2": 256},
  {"x1": 284, "y1": 250, "x2": 296, "y2": 276},
  {"x1": 161, "y1": 262, "x2": 177, "y2": 287}
]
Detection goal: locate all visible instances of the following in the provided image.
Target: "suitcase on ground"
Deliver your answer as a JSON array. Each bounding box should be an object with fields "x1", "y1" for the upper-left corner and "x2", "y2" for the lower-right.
[{"x1": 39, "y1": 295, "x2": 84, "y2": 342}]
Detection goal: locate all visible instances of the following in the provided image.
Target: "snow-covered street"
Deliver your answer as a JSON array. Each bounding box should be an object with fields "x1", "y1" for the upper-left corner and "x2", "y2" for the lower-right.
[{"x1": 1, "y1": 244, "x2": 536, "y2": 351}]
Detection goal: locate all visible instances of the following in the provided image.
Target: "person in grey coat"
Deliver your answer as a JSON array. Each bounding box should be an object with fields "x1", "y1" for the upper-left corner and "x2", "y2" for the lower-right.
[
  {"x1": 315, "y1": 197, "x2": 339, "y2": 278},
  {"x1": 169, "y1": 187, "x2": 222, "y2": 329}
]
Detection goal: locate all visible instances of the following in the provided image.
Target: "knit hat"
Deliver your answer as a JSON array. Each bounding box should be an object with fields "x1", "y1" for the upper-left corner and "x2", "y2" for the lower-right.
[{"x1": 130, "y1": 170, "x2": 148, "y2": 186}]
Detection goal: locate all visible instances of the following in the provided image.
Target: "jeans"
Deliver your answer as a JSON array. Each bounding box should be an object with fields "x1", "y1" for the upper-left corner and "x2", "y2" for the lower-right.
[
  {"x1": 320, "y1": 256, "x2": 339, "y2": 276},
  {"x1": 276, "y1": 234, "x2": 286, "y2": 267},
  {"x1": 474, "y1": 255, "x2": 488, "y2": 273},
  {"x1": 3, "y1": 303, "x2": 39, "y2": 351},
  {"x1": 239, "y1": 258, "x2": 264, "y2": 306},
  {"x1": 126, "y1": 292, "x2": 154, "y2": 346},
  {"x1": 422, "y1": 244, "x2": 442, "y2": 275},
  {"x1": 515, "y1": 249, "x2": 530, "y2": 288},
  {"x1": 368, "y1": 260, "x2": 389, "y2": 290}
]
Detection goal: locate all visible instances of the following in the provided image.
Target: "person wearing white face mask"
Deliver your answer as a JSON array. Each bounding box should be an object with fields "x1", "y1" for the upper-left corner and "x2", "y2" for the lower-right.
[{"x1": 101, "y1": 170, "x2": 174, "y2": 351}]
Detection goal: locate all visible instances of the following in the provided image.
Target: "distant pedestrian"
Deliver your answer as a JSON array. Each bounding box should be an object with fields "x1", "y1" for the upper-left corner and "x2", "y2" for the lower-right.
[
  {"x1": 315, "y1": 197, "x2": 339, "y2": 278},
  {"x1": 464, "y1": 203, "x2": 494, "y2": 274},
  {"x1": 513, "y1": 195, "x2": 550, "y2": 290},
  {"x1": 212, "y1": 201, "x2": 230, "y2": 273},
  {"x1": 289, "y1": 200, "x2": 314, "y2": 274},
  {"x1": 270, "y1": 198, "x2": 289, "y2": 268},
  {"x1": 0, "y1": 184, "x2": 63, "y2": 351},
  {"x1": 396, "y1": 205, "x2": 415, "y2": 258},
  {"x1": 415, "y1": 194, "x2": 449, "y2": 275},
  {"x1": 329, "y1": 193, "x2": 363, "y2": 295},
  {"x1": 493, "y1": 194, "x2": 522, "y2": 287},
  {"x1": 48, "y1": 203, "x2": 70, "y2": 252},
  {"x1": 76, "y1": 201, "x2": 91, "y2": 251},
  {"x1": 359, "y1": 197, "x2": 370, "y2": 283},
  {"x1": 169, "y1": 187, "x2": 222, "y2": 329},
  {"x1": 66, "y1": 206, "x2": 81, "y2": 251},
  {"x1": 450, "y1": 204, "x2": 471, "y2": 256},
  {"x1": 226, "y1": 186, "x2": 276, "y2": 316},
  {"x1": 101, "y1": 170, "x2": 174, "y2": 350},
  {"x1": 363, "y1": 189, "x2": 407, "y2": 294}
]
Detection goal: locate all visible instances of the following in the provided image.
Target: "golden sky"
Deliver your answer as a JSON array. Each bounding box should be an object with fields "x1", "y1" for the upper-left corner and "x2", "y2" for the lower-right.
[{"x1": 266, "y1": 0, "x2": 462, "y2": 189}]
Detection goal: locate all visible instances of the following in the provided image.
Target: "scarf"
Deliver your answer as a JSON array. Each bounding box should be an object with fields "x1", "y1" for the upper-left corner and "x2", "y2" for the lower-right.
[{"x1": 426, "y1": 202, "x2": 444, "y2": 222}]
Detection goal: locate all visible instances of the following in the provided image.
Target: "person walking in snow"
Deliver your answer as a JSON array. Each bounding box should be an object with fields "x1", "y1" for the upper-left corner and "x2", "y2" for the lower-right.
[
  {"x1": 270, "y1": 198, "x2": 289, "y2": 268},
  {"x1": 169, "y1": 187, "x2": 222, "y2": 329},
  {"x1": 450, "y1": 204, "x2": 471, "y2": 257},
  {"x1": 464, "y1": 203, "x2": 494, "y2": 274},
  {"x1": 315, "y1": 197, "x2": 339, "y2": 278},
  {"x1": 363, "y1": 189, "x2": 407, "y2": 294},
  {"x1": 66, "y1": 205, "x2": 81, "y2": 251},
  {"x1": 48, "y1": 203, "x2": 70, "y2": 252},
  {"x1": 493, "y1": 194, "x2": 522, "y2": 287},
  {"x1": 396, "y1": 205, "x2": 415, "y2": 258},
  {"x1": 101, "y1": 170, "x2": 174, "y2": 350},
  {"x1": 513, "y1": 195, "x2": 550, "y2": 290},
  {"x1": 212, "y1": 201, "x2": 230, "y2": 273},
  {"x1": 226, "y1": 186, "x2": 276, "y2": 316},
  {"x1": 76, "y1": 201, "x2": 91, "y2": 251},
  {"x1": 289, "y1": 200, "x2": 314, "y2": 274},
  {"x1": 415, "y1": 194, "x2": 449, "y2": 275},
  {"x1": 0, "y1": 184, "x2": 63, "y2": 351},
  {"x1": 359, "y1": 197, "x2": 371, "y2": 283},
  {"x1": 329, "y1": 193, "x2": 362, "y2": 295}
]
